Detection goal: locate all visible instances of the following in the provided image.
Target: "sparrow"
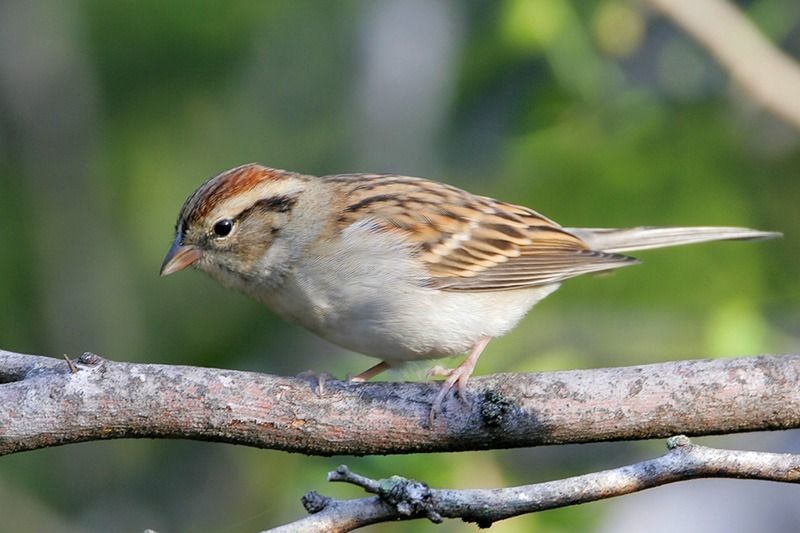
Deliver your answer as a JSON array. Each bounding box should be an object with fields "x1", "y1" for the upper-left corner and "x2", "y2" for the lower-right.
[{"x1": 161, "y1": 163, "x2": 780, "y2": 419}]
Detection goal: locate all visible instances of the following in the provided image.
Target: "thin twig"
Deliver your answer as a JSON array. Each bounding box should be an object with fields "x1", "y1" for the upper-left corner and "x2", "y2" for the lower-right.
[
  {"x1": 62, "y1": 354, "x2": 78, "y2": 374},
  {"x1": 266, "y1": 436, "x2": 800, "y2": 532}
]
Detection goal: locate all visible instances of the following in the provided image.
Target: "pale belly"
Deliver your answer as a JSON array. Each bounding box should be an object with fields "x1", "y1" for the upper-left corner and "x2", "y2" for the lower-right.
[
  {"x1": 248, "y1": 233, "x2": 561, "y2": 362},
  {"x1": 308, "y1": 283, "x2": 559, "y2": 361}
]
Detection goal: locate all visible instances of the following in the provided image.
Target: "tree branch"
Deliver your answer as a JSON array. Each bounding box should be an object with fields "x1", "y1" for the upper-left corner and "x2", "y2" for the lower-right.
[
  {"x1": 1, "y1": 349, "x2": 799, "y2": 456},
  {"x1": 265, "y1": 436, "x2": 800, "y2": 532},
  {"x1": 647, "y1": 0, "x2": 800, "y2": 130}
]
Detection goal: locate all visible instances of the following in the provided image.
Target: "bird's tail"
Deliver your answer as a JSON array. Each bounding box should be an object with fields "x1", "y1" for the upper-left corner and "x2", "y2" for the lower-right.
[{"x1": 565, "y1": 226, "x2": 781, "y2": 254}]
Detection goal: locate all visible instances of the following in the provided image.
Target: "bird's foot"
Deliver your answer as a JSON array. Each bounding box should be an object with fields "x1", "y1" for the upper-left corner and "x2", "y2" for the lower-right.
[
  {"x1": 296, "y1": 370, "x2": 336, "y2": 396},
  {"x1": 428, "y1": 363, "x2": 473, "y2": 420},
  {"x1": 426, "y1": 336, "x2": 492, "y2": 425}
]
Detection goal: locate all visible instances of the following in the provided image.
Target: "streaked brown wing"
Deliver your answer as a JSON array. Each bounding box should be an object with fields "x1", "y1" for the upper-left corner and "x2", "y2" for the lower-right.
[{"x1": 330, "y1": 174, "x2": 637, "y2": 292}]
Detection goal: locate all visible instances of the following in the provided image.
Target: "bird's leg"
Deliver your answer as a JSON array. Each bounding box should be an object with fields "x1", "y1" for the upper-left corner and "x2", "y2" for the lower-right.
[
  {"x1": 350, "y1": 361, "x2": 391, "y2": 382},
  {"x1": 428, "y1": 336, "x2": 492, "y2": 423}
]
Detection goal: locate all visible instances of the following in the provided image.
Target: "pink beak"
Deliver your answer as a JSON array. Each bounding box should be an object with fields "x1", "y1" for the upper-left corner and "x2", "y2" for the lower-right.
[{"x1": 160, "y1": 237, "x2": 203, "y2": 276}]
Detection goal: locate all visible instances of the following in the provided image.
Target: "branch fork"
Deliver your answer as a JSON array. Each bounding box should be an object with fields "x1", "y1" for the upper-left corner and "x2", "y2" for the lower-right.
[{"x1": 271, "y1": 436, "x2": 800, "y2": 532}]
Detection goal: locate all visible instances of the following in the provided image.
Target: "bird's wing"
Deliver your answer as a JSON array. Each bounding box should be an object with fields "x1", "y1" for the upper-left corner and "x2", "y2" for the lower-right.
[{"x1": 331, "y1": 174, "x2": 637, "y2": 292}]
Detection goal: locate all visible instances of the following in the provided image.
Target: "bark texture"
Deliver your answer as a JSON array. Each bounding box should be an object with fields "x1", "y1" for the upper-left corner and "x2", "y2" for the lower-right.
[{"x1": 1, "y1": 350, "x2": 798, "y2": 456}]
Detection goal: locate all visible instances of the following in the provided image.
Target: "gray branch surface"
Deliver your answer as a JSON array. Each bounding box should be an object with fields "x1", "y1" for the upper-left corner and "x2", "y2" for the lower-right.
[
  {"x1": 1, "y1": 349, "x2": 799, "y2": 456},
  {"x1": 266, "y1": 436, "x2": 800, "y2": 532}
]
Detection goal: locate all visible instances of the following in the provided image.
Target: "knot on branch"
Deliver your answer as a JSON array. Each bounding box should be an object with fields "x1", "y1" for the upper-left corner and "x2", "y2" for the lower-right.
[
  {"x1": 666, "y1": 435, "x2": 692, "y2": 450},
  {"x1": 301, "y1": 491, "x2": 332, "y2": 514},
  {"x1": 379, "y1": 475, "x2": 441, "y2": 522},
  {"x1": 61, "y1": 352, "x2": 105, "y2": 376},
  {"x1": 480, "y1": 389, "x2": 514, "y2": 427},
  {"x1": 329, "y1": 465, "x2": 443, "y2": 523},
  {"x1": 77, "y1": 352, "x2": 104, "y2": 366}
]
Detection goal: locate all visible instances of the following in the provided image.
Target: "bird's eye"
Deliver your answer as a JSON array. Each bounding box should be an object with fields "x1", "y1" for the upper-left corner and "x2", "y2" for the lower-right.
[{"x1": 212, "y1": 219, "x2": 233, "y2": 237}]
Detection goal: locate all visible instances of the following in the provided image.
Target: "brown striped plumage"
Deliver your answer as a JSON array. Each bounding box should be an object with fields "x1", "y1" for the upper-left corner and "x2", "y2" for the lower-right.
[{"x1": 329, "y1": 173, "x2": 636, "y2": 291}]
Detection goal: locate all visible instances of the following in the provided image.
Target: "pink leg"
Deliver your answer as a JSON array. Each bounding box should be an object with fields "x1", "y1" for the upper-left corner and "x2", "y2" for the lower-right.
[
  {"x1": 428, "y1": 336, "x2": 492, "y2": 423},
  {"x1": 351, "y1": 361, "x2": 391, "y2": 382}
]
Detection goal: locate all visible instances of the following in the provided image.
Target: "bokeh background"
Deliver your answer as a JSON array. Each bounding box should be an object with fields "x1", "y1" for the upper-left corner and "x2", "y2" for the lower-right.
[{"x1": 1, "y1": 1, "x2": 799, "y2": 531}]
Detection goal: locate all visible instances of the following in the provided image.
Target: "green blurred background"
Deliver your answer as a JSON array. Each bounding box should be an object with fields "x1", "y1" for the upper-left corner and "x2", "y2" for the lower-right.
[{"x1": 0, "y1": 1, "x2": 798, "y2": 531}]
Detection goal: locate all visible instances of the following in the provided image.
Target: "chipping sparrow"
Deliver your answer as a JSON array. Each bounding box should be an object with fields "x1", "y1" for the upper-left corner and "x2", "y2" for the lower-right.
[{"x1": 161, "y1": 163, "x2": 779, "y2": 419}]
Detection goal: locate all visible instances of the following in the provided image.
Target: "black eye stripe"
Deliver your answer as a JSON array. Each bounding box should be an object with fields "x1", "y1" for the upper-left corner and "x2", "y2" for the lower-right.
[
  {"x1": 202, "y1": 195, "x2": 297, "y2": 238},
  {"x1": 237, "y1": 194, "x2": 298, "y2": 220},
  {"x1": 253, "y1": 195, "x2": 297, "y2": 213}
]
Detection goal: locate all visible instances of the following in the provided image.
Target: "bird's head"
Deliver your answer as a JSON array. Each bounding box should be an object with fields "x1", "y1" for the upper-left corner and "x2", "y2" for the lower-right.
[{"x1": 160, "y1": 163, "x2": 311, "y2": 287}]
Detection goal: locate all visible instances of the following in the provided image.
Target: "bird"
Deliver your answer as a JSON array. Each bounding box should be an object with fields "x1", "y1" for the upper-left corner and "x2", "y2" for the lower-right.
[{"x1": 161, "y1": 163, "x2": 780, "y2": 420}]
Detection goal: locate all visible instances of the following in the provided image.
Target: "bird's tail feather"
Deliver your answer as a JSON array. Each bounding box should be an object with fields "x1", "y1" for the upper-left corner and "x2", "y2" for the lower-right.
[{"x1": 565, "y1": 226, "x2": 781, "y2": 254}]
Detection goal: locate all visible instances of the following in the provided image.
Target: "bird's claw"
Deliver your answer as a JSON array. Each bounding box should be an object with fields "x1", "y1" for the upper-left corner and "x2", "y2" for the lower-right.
[
  {"x1": 428, "y1": 364, "x2": 473, "y2": 426},
  {"x1": 296, "y1": 370, "x2": 336, "y2": 396}
]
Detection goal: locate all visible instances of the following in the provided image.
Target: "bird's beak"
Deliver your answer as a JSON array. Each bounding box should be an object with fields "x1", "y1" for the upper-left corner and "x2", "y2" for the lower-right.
[{"x1": 160, "y1": 237, "x2": 203, "y2": 276}]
